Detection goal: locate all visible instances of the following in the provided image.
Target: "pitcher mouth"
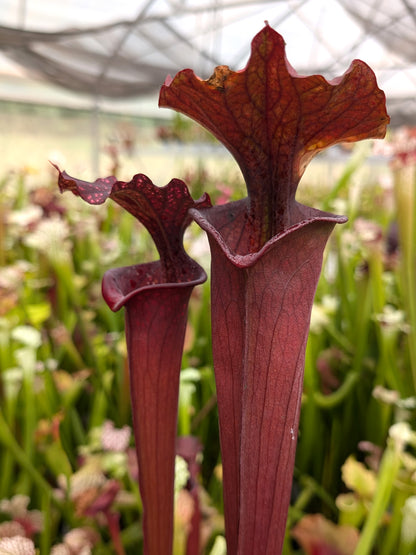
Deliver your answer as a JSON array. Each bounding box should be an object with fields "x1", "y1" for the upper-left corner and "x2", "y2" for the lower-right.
[
  {"x1": 190, "y1": 201, "x2": 347, "y2": 268},
  {"x1": 102, "y1": 259, "x2": 207, "y2": 312}
]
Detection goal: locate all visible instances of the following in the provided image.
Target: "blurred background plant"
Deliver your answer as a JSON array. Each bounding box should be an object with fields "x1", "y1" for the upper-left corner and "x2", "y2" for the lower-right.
[{"x1": 0, "y1": 114, "x2": 415, "y2": 553}]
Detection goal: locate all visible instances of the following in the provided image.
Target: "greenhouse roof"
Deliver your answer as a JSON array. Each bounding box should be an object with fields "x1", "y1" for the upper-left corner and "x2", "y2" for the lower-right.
[{"x1": 0, "y1": 0, "x2": 415, "y2": 125}]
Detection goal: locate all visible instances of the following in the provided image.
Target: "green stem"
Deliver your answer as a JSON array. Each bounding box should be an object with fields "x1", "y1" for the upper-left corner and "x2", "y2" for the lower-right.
[
  {"x1": 354, "y1": 440, "x2": 401, "y2": 555},
  {"x1": 351, "y1": 275, "x2": 372, "y2": 375},
  {"x1": 380, "y1": 487, "x2": 408, "y2": 555},
  {"x1": 313, "y1": 372, "x2": 359, "y2": 409},
  {"x1": 394, "y1": 166, "x2": 416, "y2": 392},
  {"x1": 39, "y1": 491, "x2": 53, "y2": 555},
  {"x1": 297, "y1": 340, "x2": 323, "y2": 472},
  {"x1": 0, "y1": 395, "x2": 17, "y2": 498},
  {"x1": 22, "y1": 359, "x2": 37, "y2": 494},
  {"x1": 0, "y1": 408, "x2": 56, "y2": 501}
]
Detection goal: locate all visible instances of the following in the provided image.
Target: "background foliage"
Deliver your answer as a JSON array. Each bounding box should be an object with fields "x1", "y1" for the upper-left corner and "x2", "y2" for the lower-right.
[{"x1": 0, "y1": 109, "x2": 416, "y2": 554}]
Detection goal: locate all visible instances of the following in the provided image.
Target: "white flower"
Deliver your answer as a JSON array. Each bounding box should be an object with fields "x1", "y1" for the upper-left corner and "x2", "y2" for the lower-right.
[
  {"x1": 354, "y1": 218, "x2": 382, "y2": 244},
  {"x1": 0, "y1": 522, "x2": 25, "y2": 538},
  {"x1": 330, "y1": 198, "x2": 348, "y2": 214},
  {"x1": 101, "y1": 421, "x2": 131, "y2": 452},
  {"x1": 309, "y1": 296, "x2": 338, "y2": 334},
  {"x1": 389, "y1": 422, "x2": 416, "y2": 451},
  {"x1": 51, "y1": 526, "x2": 99, "y2": 555},
  {"x1": 374, "y1": 305, "x2": 408, "y2": 334},
  {"x1": 23, "y1": 216, "x2": 71, "y2": 262},
  {"x1": 372, "y1": 385, "x2": 400, "y2": 405},
  {"x1": 209, "y1": 535, "x2": 227, "y2": 555},
  {"x1": 174, "y1": 456, "x2": 190, "y2": 495},
  {"x1": 69, "y1": 465, "x2": 106, "y2": 499},
  {"x1": 0, "y1": 536, "x2": 36, "y2": 555},
  {"x1": 321, "y1": 294, "x2": 339, "y2": 313},
  {"x1": 401, "y1": 495, "x2": 416, "y2": 545},
  {"x1": 309, "y1": 303, "x2": 330, "y2": 333},
  {"x1": 50, "y1": 546, "x2": 71, "y2": 555},
  {"x1": 1, "y1": 369, "x2": 23, "y2": 398},
  {"x1": 11, "y1": 326, "x2": 42, "y2": 349},
  {"x1": 0, "y1": 495, "x2": 30, "y2": 518},
  {"x1": 0, "y1": 495, "x2": 43, "y2": 535},
  {"x1": 0, "y1": 262, "x2": 32, "y2": 289},
  {"x1": 7, "y1": 205, "x2": 43, "y2": 228}
]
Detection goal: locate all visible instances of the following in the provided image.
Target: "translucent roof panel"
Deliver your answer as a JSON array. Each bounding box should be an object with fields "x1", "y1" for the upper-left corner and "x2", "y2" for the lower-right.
[{"x1": 0, "y1": 0, "x2": 415, "y2": 125}]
